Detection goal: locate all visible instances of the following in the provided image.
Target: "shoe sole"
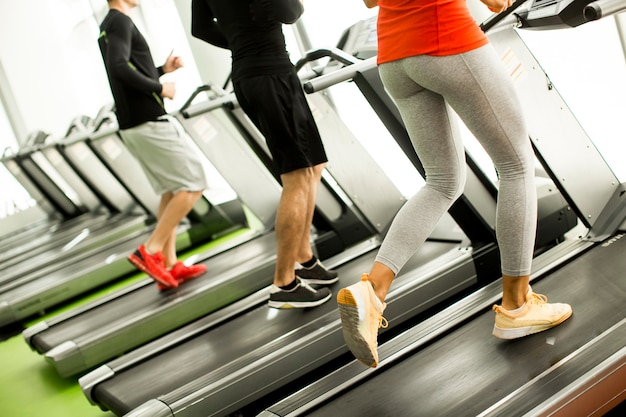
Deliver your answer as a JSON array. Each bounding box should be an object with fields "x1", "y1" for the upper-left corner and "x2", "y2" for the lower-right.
[
  {"x1": 337, "y1": 288, "x2": 377, "y2": 368},
  {"x1": 267, "y1": 291, "x2": 332, "y2": 309},
  {"x1": 177, "y1": 269, "x2": 208, "y2": 280},
  {"x1": 298, "y1": 276, "x2": 340, "y2": 285},
  {"x1": 156, "y1": 270, "x2": 207, "y2": 291},
  {"x1": 128, "y1": 254, "x2": 178, "y2": 290},
  {"x1": 492, "y1": 309, "x2": 573, "y2": 339}
]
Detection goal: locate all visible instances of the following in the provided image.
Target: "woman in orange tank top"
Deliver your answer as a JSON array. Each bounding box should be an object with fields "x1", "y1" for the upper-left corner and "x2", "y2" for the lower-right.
[{"x1": 337, "y1": 0, "x2": 573, "y2": 368}]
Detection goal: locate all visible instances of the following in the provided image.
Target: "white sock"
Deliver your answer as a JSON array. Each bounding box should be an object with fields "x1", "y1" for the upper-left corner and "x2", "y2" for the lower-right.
[
  {"x1": 367, "y1": 282, "x2": 384, "y2": 310},
  {"x1": 506, "y1": 303, "x2": 525, "y2": 313}
]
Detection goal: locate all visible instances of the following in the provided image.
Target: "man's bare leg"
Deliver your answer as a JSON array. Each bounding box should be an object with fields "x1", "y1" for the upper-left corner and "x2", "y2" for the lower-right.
[
  {"x1": 268, "y1": 166, "x2": 331, "y2": 308},
  {"x1": 274, "y1": 168, "x2": 313, "y2": 287},
  {"x1": 144, "y1": 190, "x2": 203, "y2": 262},
  {"x1": 295, "y1": 163, "x2": 325, "y2": 264}
]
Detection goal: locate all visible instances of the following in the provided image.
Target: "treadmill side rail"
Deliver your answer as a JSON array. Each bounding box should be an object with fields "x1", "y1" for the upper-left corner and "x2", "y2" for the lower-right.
[
  {"x1": 80, "y1": 364, "x2": 115, "y2": 406},
  {"x1": 22, "y1": 321, "x2": 50, "y2": 347},
  {"x1": 44, "y1": 341, "x2": 84, "y2": 377},
  {"x1": 125, "y1": 400, "x2": 174, "y2": 417}
]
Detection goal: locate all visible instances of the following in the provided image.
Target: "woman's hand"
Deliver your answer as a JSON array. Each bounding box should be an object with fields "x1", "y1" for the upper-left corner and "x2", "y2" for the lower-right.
[
  {"x1": 363, "y1": 0, "x2": 378, "y2": 8},
  {"x1": 481, "y1": 0, "x2": 513, "y2": 13}
]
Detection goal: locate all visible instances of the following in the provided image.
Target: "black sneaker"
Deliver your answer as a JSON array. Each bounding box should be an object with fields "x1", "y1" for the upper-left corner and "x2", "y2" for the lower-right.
[
  {"x1": 268, "y1": 278, "x2": 332, "y2": 309},
  {"x1": 295, "y1": 259, "x2": 339, "y2": 285}
]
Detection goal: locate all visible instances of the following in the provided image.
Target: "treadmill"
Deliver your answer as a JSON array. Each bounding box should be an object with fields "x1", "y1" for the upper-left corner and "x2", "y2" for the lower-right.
[
  {"x1": 0, "y1": 128, "x2": 97, "y2": 243},
  {"x1": 75, "y1": 43, "x2": 574, "y2": 416},
  {"x1": 0, "y1": 109, "x2": 243, "y2": 328},
  {"x1": 256, "y1": 1, "x2": 626, "y2": 416},
  {"x1": 0, "y1": 123, "x2": 148, "y2": 277},
  {"x1": 81, "y1": 107, "x2": 247, "y2": 241},
  {"x1": 0, "y1": 133, "x2": 123, "y2": 265},
  {"x1": 0, "y1": 149, "x2": 53, "y2": 242},
  {"x1": 0, "y1": 124, "x2": 154, "y2": 328},
  {"x1": 22, "y1": 66, "x2": 403, "y2": 379}
]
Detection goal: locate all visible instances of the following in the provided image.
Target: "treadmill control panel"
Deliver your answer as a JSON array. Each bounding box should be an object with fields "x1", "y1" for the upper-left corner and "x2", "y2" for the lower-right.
[{"x1": 518, "y1": 0, "x2": 597, "y2": 29}]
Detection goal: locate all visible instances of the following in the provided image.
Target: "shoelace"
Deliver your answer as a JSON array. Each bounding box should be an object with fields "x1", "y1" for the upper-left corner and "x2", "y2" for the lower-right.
[
  {"x1": 299, "y1": 279, "x2": 317, "y2": 292},
  {"x1": 492, "y1": 291, "x2": 549, "y2": 313},
  {"x1": 527, "y1": 292, "x2": 548, "y2": 305},
  {"x1": 152, "y1": 251, "x2": 166, "y2": 266},
  {"x1": 379, "y1": 316, "x2": 389, "y2": 329}
]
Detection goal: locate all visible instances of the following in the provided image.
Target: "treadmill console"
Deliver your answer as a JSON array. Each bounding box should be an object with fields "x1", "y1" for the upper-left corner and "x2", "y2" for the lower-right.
[
  {"x1": 517, "y1": 0, "x2": 597, "y2": 29},
  {"x1": 336, "y1": 16, "x2": 378, "y2": 58}
]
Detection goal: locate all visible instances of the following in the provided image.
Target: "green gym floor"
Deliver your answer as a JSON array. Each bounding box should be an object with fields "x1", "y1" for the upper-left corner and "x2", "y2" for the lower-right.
[{"x1": 0, "y1": 230, "x2": 249, "y2": 417}]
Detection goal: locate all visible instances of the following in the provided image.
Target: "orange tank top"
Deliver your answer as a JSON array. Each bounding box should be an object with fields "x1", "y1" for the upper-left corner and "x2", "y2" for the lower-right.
[{"x1": 376, "y1": 0, "x2": 489, "y2": 64}]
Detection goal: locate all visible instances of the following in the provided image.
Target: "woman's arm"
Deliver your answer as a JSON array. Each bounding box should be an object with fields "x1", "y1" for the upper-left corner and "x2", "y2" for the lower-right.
[
  {"x1": 480, "y1": 0, "x2": 513, "y2": 13},
  {"x1": 363, "y1": 0, "x2": 378, "y2": 8}
]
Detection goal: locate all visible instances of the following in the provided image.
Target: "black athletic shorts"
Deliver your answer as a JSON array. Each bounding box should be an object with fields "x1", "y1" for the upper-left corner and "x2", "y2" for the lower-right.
[{"x1": 233, "y1": 70, "x2": 328, "y2": 175}]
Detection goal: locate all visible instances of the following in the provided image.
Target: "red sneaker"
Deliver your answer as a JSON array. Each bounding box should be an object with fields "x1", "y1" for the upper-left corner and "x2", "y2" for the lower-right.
[
  {"x1": 128, "y1": 245, "x2": 178, "y2": 290},
  {"x1": 170, "y1": 261, "x2": 207, "y2": 282},
  {"x1": 156, "y1": 261, "x2": 207, "y2": 290}
]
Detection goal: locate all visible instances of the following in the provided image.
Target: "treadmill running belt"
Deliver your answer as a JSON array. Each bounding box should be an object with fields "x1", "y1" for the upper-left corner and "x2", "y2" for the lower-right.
[
  {"x1": 87, "y1": 240, "x2": 463, "y2": 415},
  {"x1": 299, "y1": 234, "x2": 626, "y2": 416}
]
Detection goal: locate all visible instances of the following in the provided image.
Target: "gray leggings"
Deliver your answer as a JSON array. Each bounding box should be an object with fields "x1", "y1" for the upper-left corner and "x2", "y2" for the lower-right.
[{"x1": 376, "y1": 44, "x2": 537, "y2": 277}]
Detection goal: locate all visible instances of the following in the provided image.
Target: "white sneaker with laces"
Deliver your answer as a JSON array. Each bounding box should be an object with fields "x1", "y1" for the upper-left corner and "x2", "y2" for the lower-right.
[
  {"x1": 337, "y1": 273, "x2": 388, "y2": 367},
  {"x1": 492, "y1": 286, "x2": 572, "y2": 339}
]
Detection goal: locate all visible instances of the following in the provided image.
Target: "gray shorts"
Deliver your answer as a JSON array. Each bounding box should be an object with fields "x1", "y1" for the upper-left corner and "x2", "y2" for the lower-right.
[{"x1": 119, "y1": 115, "x2": 209, "y2": 195}]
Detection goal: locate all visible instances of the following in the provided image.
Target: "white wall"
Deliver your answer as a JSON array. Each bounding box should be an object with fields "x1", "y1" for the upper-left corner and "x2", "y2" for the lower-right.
[
  {"x1": 0, "y1": 0, "x2": 204, "y2": 144},
  {"x1": 518, "y1": 18, "x2": 626, "y2": 180},
  {"x1": 0, "y1": 0, "x2": 112, "y2": 142}
]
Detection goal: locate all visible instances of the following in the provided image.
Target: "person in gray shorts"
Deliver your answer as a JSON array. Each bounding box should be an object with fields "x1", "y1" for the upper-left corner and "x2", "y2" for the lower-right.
[
  {"x1": 99, "y1": 0, "x2": 208, "y2": 290},
  {"x1": 191, "y1": 0, "x2": 339, "y2": 308}
]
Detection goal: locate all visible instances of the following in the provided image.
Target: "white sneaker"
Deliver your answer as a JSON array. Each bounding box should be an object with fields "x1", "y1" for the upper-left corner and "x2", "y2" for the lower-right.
[
  {"x1": 337, "y1": 273, "x2": 388, "y2": 367},
  {"x1": 492, "y1": 286, "x2": 572, "y2": 339}
]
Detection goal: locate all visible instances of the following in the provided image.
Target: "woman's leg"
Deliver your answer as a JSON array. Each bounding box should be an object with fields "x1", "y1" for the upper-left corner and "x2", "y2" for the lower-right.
[
  {"x1": 337, "y1": 58, "x2": 467, "y2": 367},
  {"x1": 367, "y1": 60, "x2": 467, "y2": 303},
  {"x1": 422, "y1": 45, "x2": 571, "y2": 337}
]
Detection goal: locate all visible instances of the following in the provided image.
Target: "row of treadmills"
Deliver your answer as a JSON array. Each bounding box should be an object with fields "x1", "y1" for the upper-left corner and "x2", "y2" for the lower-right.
[
  {"x1": 1, "y1": 0, "x2": 624, "y2": 415},
  {"x1": 0, "y1": 100, "x2": 253, "y2": 330}
]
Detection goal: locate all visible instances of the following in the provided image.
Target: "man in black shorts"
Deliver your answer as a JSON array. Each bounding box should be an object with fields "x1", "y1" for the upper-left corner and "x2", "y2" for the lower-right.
[
  {"x1": 99, "y1": 0, "x2": 209, "y2": 290},
  {"x1": 191, "y1": 0, "x2": 338, "y2": 308}
]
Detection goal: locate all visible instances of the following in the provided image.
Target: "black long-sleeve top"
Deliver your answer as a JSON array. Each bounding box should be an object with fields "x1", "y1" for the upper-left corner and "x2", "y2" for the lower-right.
[
  {"x1": 191, "y1": 0, "x2": 304, "y2": 82},
  {"x1": 98, "y1": 9, "x2": 166, "y2": 129}
]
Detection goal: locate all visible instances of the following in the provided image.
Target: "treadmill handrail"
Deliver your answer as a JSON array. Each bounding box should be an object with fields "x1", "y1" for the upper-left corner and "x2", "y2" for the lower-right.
[
  {"x1": 183, "y1": 48, "x2": 363, "y2": 117},
  {"x1": 584, "y1": 0, "x2": 626, "y2": 20},
  {"x1": 178, "y1": 82, "x2": 237, "y2": 118},
  {"x1": 479, "y1": 0, "x2": 530, "y2": 33},
  {"x1": 293, "y1": 47, "x2": 361, "y2": 73},
  {"x1": 64, "y1": 116, "x2": 91, "y2": 139},
  {"x1": 181, "y1": 91, "x2": 236, "y2": 119},
  {"x1": 180, "y1": 84, "x2": 213, "y2": 112},
  {"x1": 303, "y1": 56, "x2": 377, "y2": 93},
  {"x1": 92, "y1": 113, "x2": 115, "y2": 133}
]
